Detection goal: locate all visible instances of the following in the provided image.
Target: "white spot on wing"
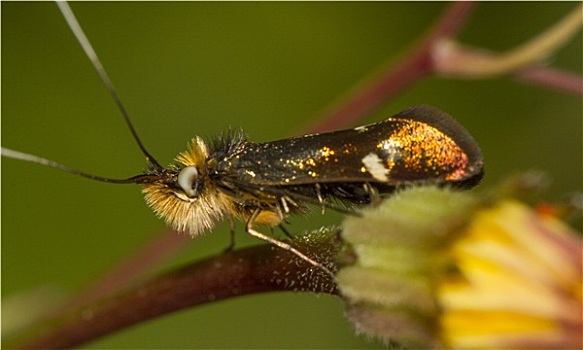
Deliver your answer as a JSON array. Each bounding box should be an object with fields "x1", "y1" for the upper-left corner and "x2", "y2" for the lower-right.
[
  {"x1": 362, "y1": 152, "x2": 389, "y2": 181},
  {"x1": 354, "y1": 125, "x2": 368, "y2": 132}
]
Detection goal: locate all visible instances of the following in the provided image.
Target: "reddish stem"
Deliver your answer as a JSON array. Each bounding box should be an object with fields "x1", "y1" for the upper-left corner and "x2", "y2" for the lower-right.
[
  {"x1": 67, "y1": 229, "x2": 191, "y2": 309},
  {"x1": 13, "y1": 231, "x2": 341, "y2": 349},
  {"x1": 516, "y1": 66, "x2": 583, "y2": 96},
  {"x1": 305, "y1": 2, "x2": 476, "y2": 134}
]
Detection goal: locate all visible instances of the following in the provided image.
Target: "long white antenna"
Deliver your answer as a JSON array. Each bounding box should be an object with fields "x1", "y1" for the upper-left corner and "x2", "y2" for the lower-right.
[
  {"x1": 55, "y1": 1, "x2": 162, "y2": 170},
  {"x1": 2, "y1": 1, "x2": 164, "y2": 183},
  {"x1": 1, "y1": 147, "x2": 154, "y2": 184}
]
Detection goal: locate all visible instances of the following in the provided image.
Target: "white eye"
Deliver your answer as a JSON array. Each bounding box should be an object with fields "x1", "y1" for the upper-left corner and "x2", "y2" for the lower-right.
[{"x1": 177, "y1": 166, "x2": 199, "y2": 197}]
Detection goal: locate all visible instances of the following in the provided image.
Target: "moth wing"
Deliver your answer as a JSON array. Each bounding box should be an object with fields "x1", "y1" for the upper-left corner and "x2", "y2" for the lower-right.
[{"x1": 220, "y1": 105, "x2": 483, "y2": 187}]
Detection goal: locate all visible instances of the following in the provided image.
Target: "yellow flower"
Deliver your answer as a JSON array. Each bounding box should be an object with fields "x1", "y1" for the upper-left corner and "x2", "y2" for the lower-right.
[
  {"x1": 440, "y1": 200, "x2": 582, "y2": 348},
  {"x1": 337, "y1": 186, "x2": 582, "y2": 349}
]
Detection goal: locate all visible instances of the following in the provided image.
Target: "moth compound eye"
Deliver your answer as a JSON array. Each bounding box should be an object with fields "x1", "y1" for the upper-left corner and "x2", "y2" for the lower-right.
[{"x1": 177, "y1": 166, "x2": 199, "y2": 198}]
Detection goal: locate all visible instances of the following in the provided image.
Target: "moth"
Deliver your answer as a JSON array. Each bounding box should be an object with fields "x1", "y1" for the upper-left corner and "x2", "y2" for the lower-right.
[{"x1": 2, "y1": 3, "x2": 484, "y2": 276}]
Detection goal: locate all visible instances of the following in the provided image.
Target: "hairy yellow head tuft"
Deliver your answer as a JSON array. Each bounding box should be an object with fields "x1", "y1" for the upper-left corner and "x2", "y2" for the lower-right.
[{"x1": 141, "y1": 137, "x2": 231, "y2": 236}]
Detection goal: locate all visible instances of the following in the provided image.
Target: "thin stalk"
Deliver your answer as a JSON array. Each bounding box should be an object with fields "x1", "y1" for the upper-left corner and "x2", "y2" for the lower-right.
[{"x1": 11, "y1": 229, "x2": 341, "y2": 349}]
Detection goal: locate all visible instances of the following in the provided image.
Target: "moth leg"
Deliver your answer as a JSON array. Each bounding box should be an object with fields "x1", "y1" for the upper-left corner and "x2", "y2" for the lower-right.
[
  {"x1": 315, "y1": 183, "x2": 325, "y2": 215},
  {"x1": 278, "y1": 224, "x2": 294, "y2": 240},
  {"x1": 223, "y1": 217, "x2": 237, "y2": 253},
  {"x1": 246, "y1": 209, "x2": 334, "y2": 278},
  {"x1": 363, "y1": 182, "x2": 381, "y2": 206},
  {"x1": 279, "y1": 196, "x2": 290, "y2": 214},
  {"x1": 279, "y1": 194, "x2": 299, "y2": 214}
]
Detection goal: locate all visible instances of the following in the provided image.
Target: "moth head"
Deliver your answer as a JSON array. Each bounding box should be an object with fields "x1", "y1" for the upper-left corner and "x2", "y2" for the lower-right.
[{"x1": 141, "y1": 137, "x2": 228, "y2": 236}]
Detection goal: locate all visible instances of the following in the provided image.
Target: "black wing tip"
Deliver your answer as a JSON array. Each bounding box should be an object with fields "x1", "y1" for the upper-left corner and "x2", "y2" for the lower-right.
[
  {"x1": 395, "y1": 105, "x2": 466, "y2": 132},
  {"x1": 454, "y1": 166, "x2": 485, "y2": 189}
]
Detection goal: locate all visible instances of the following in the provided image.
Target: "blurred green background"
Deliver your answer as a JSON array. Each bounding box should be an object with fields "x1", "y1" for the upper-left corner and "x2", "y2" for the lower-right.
[{"x1": 2, "y1": 2, "x2": 581, "y2": 348}]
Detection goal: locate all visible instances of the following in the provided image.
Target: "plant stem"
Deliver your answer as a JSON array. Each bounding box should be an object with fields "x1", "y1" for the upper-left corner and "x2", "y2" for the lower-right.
[
  {"x1": 516, "y1": 66, "x2": 583, "y2": 96},
  {"x1": 13, "y1": 229, "x2": 341, "y2": 349},
  {"x1": 305, "y1": 2, "x2": 476, "y2": 134},
  {"x1": 66, "y1": 229, "x2": 191, "y2": 309},
  {"x1": 435, "y1": 4, "x2": 582, "y2": 77}
]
